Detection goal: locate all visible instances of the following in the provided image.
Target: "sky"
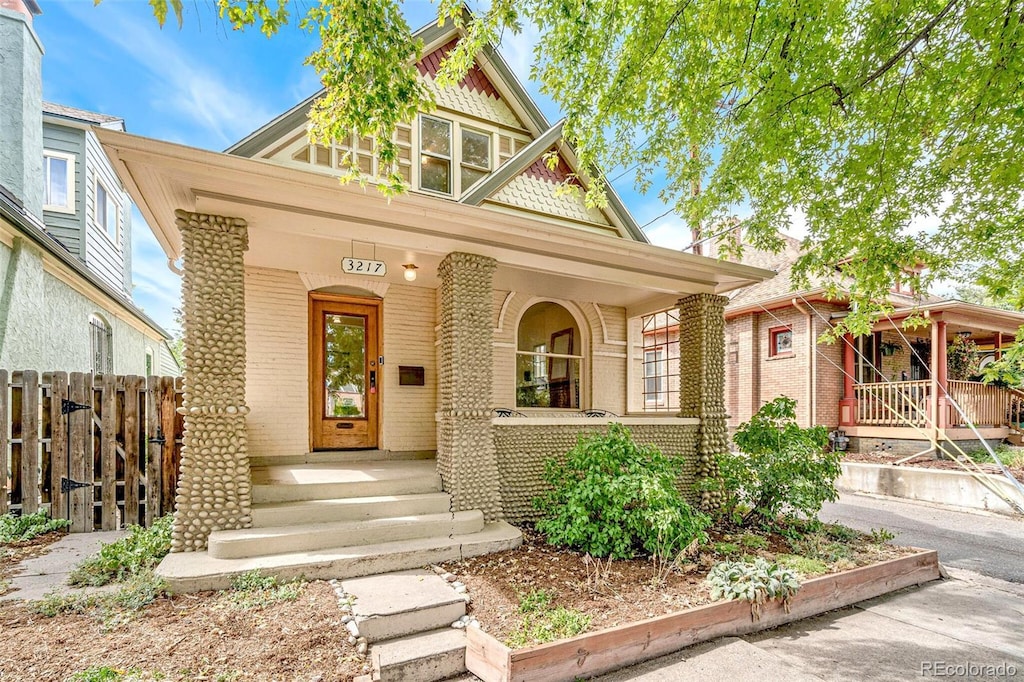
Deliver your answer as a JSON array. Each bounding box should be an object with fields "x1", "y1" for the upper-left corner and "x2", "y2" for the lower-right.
[{"x1": 34, "y1": 0, "x2": 706, "y2": 333}]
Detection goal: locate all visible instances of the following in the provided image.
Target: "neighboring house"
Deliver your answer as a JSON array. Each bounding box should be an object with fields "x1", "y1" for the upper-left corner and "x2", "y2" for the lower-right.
[
  {"x1": 97, "y1": 16, "x2": 773, "y2": 584},
  {"x1": 717, "y1": 232, "x2": 1024, "y2": 455},
  {"x1": 0, "y1": 0, "x2": 178, "y2": 376}
]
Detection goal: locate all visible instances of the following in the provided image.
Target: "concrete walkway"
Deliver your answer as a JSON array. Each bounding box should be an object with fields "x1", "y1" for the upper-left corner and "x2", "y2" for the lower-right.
[
  {"x1": 1, "y1": 530, "x2": 125, "y2": 602},
  {"x1": 597, "y1": 570, "x2": 1024, "y2": 681}
]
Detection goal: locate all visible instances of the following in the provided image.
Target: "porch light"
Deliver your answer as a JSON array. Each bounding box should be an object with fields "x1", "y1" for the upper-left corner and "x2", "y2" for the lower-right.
[
  {"x1": 403, "y1": 263, "x2": 419, "y2": 282},
  {"x1": 957, "y1": 330, "x2": 972, "y2": 339}
]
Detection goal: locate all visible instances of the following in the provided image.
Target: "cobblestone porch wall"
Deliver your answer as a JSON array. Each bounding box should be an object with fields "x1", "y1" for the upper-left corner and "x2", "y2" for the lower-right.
[
  {"x1": 436, "y1": 252, "x2": 504, "y2": 521},
  {"x1": 494, "y1": 422, "x2": 701, "y2": 524},
  {"x1": 171, "y1": 210, "x2": 252, "y2": 553}
]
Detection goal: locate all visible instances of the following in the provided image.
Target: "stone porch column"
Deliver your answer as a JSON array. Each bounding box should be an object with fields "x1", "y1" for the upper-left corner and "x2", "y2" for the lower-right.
[
  {"x1": 436, "y1": 252, "x2": 503, "y2": 522},
  {"x1": 677, "y1": 293, "x2": 729, "y2": 511},
  {"x1": 171, "y1": 210, "x2": 251, "y2": 552}
]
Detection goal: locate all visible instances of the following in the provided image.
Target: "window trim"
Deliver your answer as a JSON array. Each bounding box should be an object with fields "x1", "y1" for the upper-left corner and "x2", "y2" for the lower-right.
[
  {"x1": 93, "y1": 178, "x2": 121, "y2": 248},
  {"x1": 643, "y1": 347, "x2": 669, "y2": 408},
  {"x1": 43, "y1": 150, "x2": 76, "y2": 214},
  {"x1": 417, "y1": 114, "x2": 494, "y2": 199},
  {"x1": 459, "y1": 125, "x2": 492, "y2": 191},
  {"x1": 768, "y1": 325, "x2": 794, "y2": 358},
  {"x1": 418, "y1": 114, "x2": 453, "y2": 196},
  {"x1": 89, "y1": 313, "x2": 113, "y2": 374}
]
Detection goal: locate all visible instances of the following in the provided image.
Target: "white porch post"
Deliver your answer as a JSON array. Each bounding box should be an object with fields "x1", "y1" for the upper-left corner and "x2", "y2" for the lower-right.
[
  {"x1": 171, "y1": 210, "x2": 252, "y2": 552},
  {"x1": 677, "y1": 293, "x2": 729, "y2": 511},
  {"x1": 436, "y1": 252, "x2": 503, "y2": 521}
]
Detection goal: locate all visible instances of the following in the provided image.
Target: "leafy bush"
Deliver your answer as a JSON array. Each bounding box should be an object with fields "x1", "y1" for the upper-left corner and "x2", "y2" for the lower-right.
[
  {"x1": 506, "y1": 591, "x2": 591, "y2": 648},
  {"x1": 719, "y1": 397, "x2": 839, "y2": 526},
  {"x1": 0, "y1": 510, "x2": 70, "y2": 543},
  {"x1": 713, "y1": 541, "x2": 741, "y2": 556},
  {"x1": 706, "y1": 557, "x2": 801, "y2": 619},
  {"x1": 534, "y1": 424, "x2": 711, "y2": 559},
  {"x1": 226, "y1": 570, "x2": 305, "y2": 610},
  {"x1": 68, "y1": 516, "x2": 172, "y2": 586}
]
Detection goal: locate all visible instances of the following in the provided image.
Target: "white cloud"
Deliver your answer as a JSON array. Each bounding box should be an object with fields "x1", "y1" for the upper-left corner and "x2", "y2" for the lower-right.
[
  {"x1": 62, "y1": 3, "x2": 275, "y2": 148},
  {"x1": 644, "y1": 217, "x2": 691, "y2": 251},
  {"x1": 130, "y1": 208, "x2": 181, "y2": 333}
]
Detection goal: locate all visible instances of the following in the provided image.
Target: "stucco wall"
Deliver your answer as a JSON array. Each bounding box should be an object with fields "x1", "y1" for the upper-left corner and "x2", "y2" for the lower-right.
[
  {"x1": 244, "y1": 265, "x2": 439, "y2": 458},
  {"x1": 494, "y1": 421, "x2": 701, "y2": 523},
  {"x1": 0, "y1": 6, "x2": 43, "y2": 219},
  {"x1": 0, "y1": 234, "x2": 170, "y2": 374}
]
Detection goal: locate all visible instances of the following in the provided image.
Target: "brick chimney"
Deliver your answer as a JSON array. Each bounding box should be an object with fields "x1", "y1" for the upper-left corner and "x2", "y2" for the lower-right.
[{"x1": 0, "y1": 0, "x2": 44, "y2": 218}]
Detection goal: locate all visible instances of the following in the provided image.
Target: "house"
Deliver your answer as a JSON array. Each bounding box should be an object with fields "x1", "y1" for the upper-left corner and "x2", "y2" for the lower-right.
[
  {"x1": 96, "y1": 16, "x2": 773, "y2": 587},
  {"x1": 717, "y1": 232, "x2": 1024, "y2": 456},
  {"x1": 0, "y1": 0, "x2": 178, "y2": 376}
]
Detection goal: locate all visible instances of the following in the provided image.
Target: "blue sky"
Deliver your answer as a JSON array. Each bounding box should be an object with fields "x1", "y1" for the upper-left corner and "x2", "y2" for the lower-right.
[{"x1": 35, "y1": 0, "x2": 697, "y2": 332}]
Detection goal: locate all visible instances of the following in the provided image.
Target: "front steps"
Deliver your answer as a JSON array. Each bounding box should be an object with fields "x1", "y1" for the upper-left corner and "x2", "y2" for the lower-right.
[
  {"x1": 157, "y1": 457, "x2": 522, "y2": 593},
  {"x1": 344, "y1": 570, "x2": 471, "y2": 682}
]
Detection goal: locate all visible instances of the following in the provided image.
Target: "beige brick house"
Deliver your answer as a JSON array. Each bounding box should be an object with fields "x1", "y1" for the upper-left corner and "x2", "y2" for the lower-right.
[
  {"x1": 719, "y1": 234, "x2": 1024, "y2": 456},
  {"x1": 96, "y1": 18, "x2": 772, "y2": 589}
]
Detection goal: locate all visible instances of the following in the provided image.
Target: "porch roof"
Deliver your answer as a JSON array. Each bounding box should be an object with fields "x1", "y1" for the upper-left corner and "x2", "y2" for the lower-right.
[
  {"x1": 96, "y1": 129, "x2": 774, "y2": 317},
  {"x1": 863, "y1": 300, "x2": 1024, "y2": 337}
]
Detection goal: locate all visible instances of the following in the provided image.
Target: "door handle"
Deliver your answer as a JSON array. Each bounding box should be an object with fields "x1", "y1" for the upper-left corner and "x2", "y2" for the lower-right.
[{"x1": 370, "y1": 370, "x2": 377, "y2": 393}]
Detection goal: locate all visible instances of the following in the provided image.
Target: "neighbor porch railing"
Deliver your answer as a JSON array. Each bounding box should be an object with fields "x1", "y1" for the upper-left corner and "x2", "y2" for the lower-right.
[
  {"x1": 946, "y1": 380, "x2": 1007, "y2": 428},
  {"x1": 854, "y1": 380, "x2": 931, "y2": 427},
  {"x1": 854, "y1": 379, "x2": 1013, "y2": 430}
]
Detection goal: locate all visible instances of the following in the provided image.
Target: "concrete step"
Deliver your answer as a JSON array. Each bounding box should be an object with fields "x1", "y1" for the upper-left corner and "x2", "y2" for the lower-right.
[
  {"x1": 251, "y1": 460, "x2": 442, "y2": 503},
  {"x1": 208, "y1": 510, "x2": 485, "y2": 560},
  {"x1": 251, "y1": 492, "x2": 453, "y2": 527},
  {"x1": 249, "y1": 451, "x2": 435, "y2": 467},
  {"x1": 344, "y1": 569, "x2": 466, "y2": 643},
  {"x1": 157, "y1": 521, "x2": 523, "y2": 593},
  {"x1": 370, "y1": 628, "x2": 467, "y2": 682}
]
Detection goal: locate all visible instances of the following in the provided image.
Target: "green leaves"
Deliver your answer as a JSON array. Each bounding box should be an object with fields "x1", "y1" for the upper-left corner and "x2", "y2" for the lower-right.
[
  {"x1": 533, "y1": 423, "x2": 711, "y2": 560},
  {"x1": 706, "y1": 557, "x2": 801, "y2": 619},
  {"x1": 720, "y1": 396, "x2": 839, "y2": 526}
]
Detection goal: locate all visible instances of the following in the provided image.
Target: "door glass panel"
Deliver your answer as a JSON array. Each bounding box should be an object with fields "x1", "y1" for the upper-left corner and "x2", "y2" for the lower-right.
[{"x1": 324, "y1": 314, "x2": 366, "y2": 418}]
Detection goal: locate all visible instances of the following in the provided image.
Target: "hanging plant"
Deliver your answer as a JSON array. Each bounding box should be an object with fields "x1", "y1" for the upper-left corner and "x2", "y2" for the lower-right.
[
  {"x1": 947, "y1": 335, "x2": 980, "y2": 381},
  {"x1": 879, "y1": 341, "x2": 904, "y2": 357}
]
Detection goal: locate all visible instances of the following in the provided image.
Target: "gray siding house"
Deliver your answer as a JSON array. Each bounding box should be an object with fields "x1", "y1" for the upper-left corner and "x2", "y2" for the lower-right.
[{"x1": 0, "y1": 0, "x2": 178, "y2": 376}]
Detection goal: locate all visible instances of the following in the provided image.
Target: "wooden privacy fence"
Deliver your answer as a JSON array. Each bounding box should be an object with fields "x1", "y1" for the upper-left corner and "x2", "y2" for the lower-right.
[{"x1": 1, "y1": 370, "x2": 183, "y2": 532}]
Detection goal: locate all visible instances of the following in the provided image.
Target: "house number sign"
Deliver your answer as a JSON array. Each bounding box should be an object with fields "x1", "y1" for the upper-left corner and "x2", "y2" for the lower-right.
[{"x1": 342, "y1": 258, "x2": 387, "y2": 276}]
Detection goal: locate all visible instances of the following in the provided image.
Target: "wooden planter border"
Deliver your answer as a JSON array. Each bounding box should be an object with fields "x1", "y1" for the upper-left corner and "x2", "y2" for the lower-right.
[{"x1": 466, "y1": 549, "x2": 940, "y2": 682}]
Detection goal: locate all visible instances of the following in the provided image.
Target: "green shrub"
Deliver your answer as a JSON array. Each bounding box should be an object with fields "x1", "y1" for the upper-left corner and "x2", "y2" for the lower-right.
[
  {"x1": 518, "y1": 588, "x2": 554, "y2": 614},
  {"x1": 706, "y1": 557, "x2": 801, "y2": 619},
  {"x1": 226, "y1": 570, "x2": 304, "y2": 610},
  {"x1": 740, "y1": 533, "x2": 769, "y2": 549},
  {"x1": 869, "y1": 527, "x2": 896, "y2": 544},
  {"x1": 0, "y1": 510, "x2": 70, "y2": 543},
  {"x1": 713, "y1": 541, "x2": 741, "y2": 556},
  {"x1": 719, "y1": 397, "x2": 839, "y2": 526},
  {"x1": 533, "y1": 424, "x2": 711, "y2": 559},
  {"x1": 69, "y1": 516, "x2": 172, "y2": 587},
  {"x1": 30, "y1": 569, "x2": 167, "y2": 628}
]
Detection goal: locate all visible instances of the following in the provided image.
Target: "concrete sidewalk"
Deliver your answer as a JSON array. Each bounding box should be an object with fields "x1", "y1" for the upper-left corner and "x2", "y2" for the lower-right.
[
  {"x1": 1, "y1": 530, "x2": 125, "y2": 602},
  {"x1": 597, "y1": 568, "x2": 1024, "y2": 681}
]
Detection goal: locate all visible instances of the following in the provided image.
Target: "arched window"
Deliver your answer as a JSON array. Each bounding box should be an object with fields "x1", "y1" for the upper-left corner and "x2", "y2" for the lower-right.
[
  {"x1": 89, "y1": 314, "x2": 113, "y2": 374},
  {"x1": 516, "y1": 302, "x2": 583, "y2": 408}
]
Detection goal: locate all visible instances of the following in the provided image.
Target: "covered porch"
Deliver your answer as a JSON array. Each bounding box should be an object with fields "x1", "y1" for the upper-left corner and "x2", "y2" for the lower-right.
[
  {"x1": 838, "y1": 301, "x2": 1024, "y2": 451},
  {"x1": 97, "y1": 128, "x2": 772, "y2": 581}
]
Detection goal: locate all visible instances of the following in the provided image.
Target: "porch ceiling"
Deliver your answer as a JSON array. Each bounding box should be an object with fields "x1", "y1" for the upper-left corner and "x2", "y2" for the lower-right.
[{"x1": 97, "y1": 129, "x2": 773, "y2": 314}]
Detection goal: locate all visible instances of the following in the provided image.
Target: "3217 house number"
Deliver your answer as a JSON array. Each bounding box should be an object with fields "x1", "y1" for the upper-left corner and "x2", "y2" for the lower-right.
[{"x1": 342, "y1": 258, "x2": 387, "y2": 276}]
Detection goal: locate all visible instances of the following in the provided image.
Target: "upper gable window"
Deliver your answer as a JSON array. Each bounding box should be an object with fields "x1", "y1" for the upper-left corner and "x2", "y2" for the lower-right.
[
  {"x1": 418, "y1": 114, "x2": 492, "y2": 197},
  {"x1": 43, "y1": 151, "x2": 75, "y2": 213}
]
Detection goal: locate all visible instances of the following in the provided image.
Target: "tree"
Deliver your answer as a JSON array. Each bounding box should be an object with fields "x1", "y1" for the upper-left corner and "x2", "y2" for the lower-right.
[{"x1": 137, "y1": 0, "x2": 1024, "y2": 333}]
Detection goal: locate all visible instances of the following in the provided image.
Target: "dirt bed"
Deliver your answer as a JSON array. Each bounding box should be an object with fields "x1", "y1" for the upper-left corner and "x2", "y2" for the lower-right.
[
  {"x1": 844, "y1": 450, "x2": 1024, "y2": 480},
  {"x1": 0, "y1": 577, "x2": 364, "y2": 681},
  {"x1": 440, "y1": 526, "x2": 913, "y2": 645}
]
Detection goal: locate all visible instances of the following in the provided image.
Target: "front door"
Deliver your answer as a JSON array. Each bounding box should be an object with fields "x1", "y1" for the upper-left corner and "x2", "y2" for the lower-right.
[{"x1": 310, "y1": 294, "x2": 382, "y2": 450}]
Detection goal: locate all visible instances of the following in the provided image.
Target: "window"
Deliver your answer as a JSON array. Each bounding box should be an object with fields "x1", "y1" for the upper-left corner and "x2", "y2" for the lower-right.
[
  {"x1": 461, "y1": 127, "x2": 490, "y2": 190},
  {"x1": 89, "y1": 315, "x2": 113, "y2": 374},
  {"x1": 145, "y1": 347, "x2": 154, "y2": 377},
  {"x1": 769, "y1": 326, "x2": 793, "y2": 357},
  {"x1": 418, "y1": 114, "x2": 492, "y2": 197},
  {"x1": 95, "y1": 181, "x2": 119, "y2": 244},
  {"x1": 640, "y1": 310, "x2": 680, "y2": 412},
  {"x1": 419, "y1": 115, "x2": 452, "y2": 194},
  {"x1": 516, "y1": 302, "x2": 583, "y2": 408},
  {"x1": 43, "y1": 151, "x2": 75, "y2": 212}
]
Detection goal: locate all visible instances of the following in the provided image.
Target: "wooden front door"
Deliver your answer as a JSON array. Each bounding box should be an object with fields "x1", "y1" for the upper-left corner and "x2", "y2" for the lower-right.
[{"x1": 310, "y1": 294, "x2": 382, "y2": 450}]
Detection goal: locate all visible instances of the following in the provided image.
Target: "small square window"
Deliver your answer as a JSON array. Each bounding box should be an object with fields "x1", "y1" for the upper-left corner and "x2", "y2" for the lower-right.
[{"x1": 769, "y1": 327, "x2": 793, "y2": 357}]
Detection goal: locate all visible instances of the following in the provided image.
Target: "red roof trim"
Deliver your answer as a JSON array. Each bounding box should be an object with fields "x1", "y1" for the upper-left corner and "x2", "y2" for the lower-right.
[{"x1": 416, "y1": 39, "x2": 501, "y2": 99}]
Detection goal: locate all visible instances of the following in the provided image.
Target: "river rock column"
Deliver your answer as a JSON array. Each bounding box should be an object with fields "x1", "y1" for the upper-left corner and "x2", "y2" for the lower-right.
[
  {"x1": 677, "y1": 293, "x2": 729, "y2": 511},
  {"x1": 171, "y1": 209, "x2": 252, "y2": 552},
  {"x1": 436, "y1": 252, "x2": 503, "y2": 521}
]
